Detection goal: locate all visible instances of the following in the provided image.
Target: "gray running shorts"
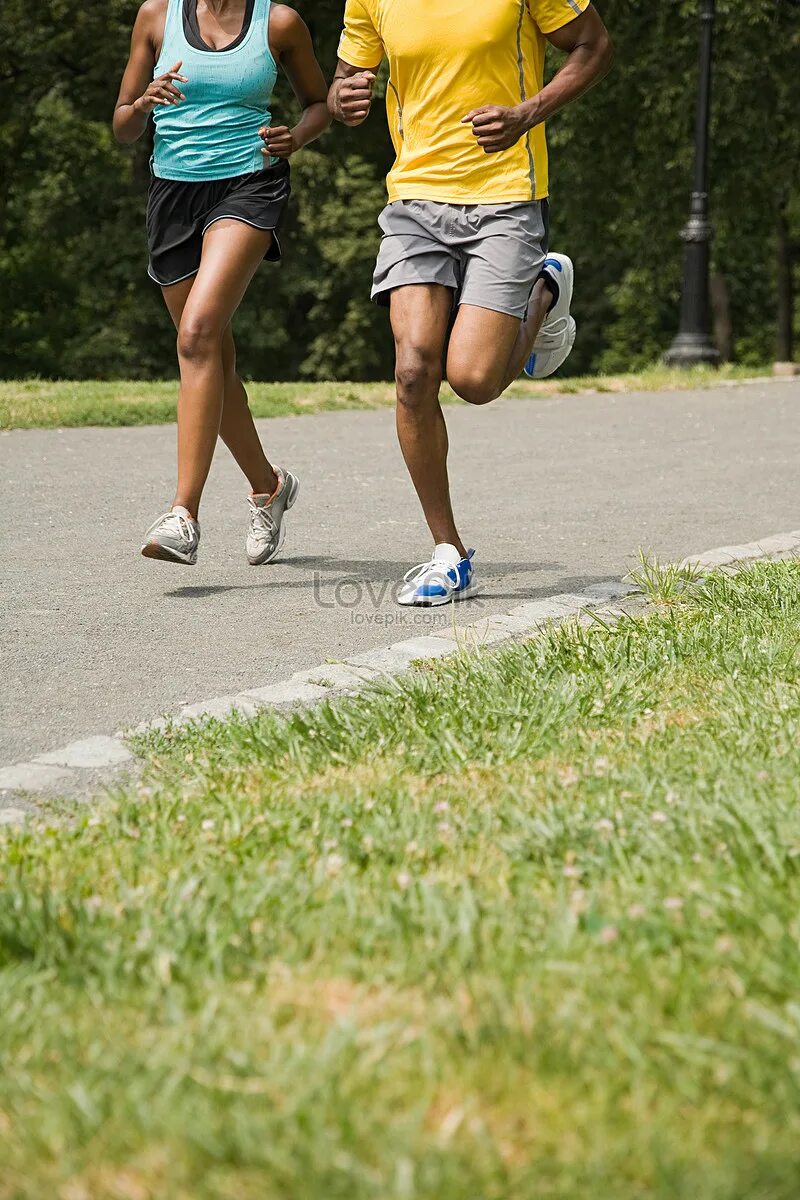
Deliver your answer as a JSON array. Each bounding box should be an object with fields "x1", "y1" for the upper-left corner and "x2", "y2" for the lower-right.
[{"x1": 371, "y1": 198, "x2": 549, "y2": 319}]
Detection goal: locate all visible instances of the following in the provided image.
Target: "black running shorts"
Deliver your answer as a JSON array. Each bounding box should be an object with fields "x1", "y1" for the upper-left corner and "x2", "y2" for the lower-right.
[{"x1": 147, "y1": 159, "x2": 291, "y2": 287}]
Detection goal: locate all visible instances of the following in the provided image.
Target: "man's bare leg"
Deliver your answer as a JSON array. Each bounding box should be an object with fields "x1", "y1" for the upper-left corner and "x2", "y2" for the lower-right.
[
  {"x1": 445, "y1": 278, "x2": 554, "y2": 406},
  {"x1": 390, "y1": 285, "x2": 468, "y2": 557}
]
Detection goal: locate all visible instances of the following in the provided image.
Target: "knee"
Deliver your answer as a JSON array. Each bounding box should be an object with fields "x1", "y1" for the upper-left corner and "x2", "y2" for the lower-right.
[
  {"x1": 177, "y1": 313, "x2": 224, "y2": 363},
  {"x1": 448, "y1": 366, "x2": 500, "y2": 406},
  {"x1": 395, "y1": 346, "x2": 442, "y2": 412}
]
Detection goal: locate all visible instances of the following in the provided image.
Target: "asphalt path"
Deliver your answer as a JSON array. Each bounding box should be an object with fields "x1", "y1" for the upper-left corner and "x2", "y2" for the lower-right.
[{"x1": 2, "y1": 378, "x2": 798, "y2": 764}]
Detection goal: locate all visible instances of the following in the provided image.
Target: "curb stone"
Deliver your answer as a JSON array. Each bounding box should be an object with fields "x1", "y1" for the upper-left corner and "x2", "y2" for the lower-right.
[{"x1": 2, "y1": 529, "x2": 799, "y2": 819}]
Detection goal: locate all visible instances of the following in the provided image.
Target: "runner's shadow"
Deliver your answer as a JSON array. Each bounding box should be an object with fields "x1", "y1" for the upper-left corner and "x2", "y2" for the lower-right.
[{"x1": 162, "y1": 558, "x2": 599, "y2": 602}]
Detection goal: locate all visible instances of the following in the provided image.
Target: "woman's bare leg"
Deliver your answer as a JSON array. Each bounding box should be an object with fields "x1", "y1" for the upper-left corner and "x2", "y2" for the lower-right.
[
  {"x1": 162, "y1": 219, "x2": 276, "y2": 517},
  {"x1": 162, "y1": 276, "x2": 278, "y2": 499}
]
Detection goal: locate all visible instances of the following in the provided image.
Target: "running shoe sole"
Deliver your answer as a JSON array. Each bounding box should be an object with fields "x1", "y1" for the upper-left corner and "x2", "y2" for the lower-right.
[{"x1": 141, "y1": 541, "x2": 197, "y2": 565}]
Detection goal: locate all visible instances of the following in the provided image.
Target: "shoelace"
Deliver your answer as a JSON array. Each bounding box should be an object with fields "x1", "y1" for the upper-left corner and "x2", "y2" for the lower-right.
[
  {"x1": 535, "y1": 314, "x2": 571, "y2": 348},
  {"x1": 403, "y1": 556, "x2": 457, "y2": 588},
  {"x1": 248, "y1": 501, "x2": 277, "y2": 544},
  {"x1": 149, "y1": 510, "x2": 195, "y2": 544}
]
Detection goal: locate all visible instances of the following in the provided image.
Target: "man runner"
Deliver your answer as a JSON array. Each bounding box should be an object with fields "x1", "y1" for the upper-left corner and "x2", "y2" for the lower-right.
[{"x1": 329, "y1": 0, "x2": 613, "y2": 605}]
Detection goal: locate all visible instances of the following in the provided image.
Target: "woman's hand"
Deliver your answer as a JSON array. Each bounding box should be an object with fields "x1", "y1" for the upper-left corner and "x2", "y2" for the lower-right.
[
  {"x1": 260, "y1": 124, "x2": 299, "y2": 159},
  {"x1": 134, "y1": 61, "x2": 188, "y2": 113}
]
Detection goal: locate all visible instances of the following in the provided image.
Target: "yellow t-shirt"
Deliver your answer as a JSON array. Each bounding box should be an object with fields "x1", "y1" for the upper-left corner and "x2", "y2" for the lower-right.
[{"x1": 338, "y1": 0, "x2": 590, "y2": 204}]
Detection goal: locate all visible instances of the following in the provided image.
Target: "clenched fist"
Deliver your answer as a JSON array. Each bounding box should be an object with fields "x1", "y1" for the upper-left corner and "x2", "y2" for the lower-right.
[
  {"x1": 260, "y1": 124, "x2": 299, "y2": 159},
  {"x1": 462, "y1": 105, "x2": 529, "y2": 154},
  {"x1": 331, "y1": 71, "x2": 376, "y2": 127}
]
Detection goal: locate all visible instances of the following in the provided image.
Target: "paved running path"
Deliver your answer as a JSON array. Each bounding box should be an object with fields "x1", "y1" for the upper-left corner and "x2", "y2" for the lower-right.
[{"x1": 2, "y1": 378, "x2": 798, "y2": 764}]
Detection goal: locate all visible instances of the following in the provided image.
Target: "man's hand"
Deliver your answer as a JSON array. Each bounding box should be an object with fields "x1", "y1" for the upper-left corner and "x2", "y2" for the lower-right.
[
  {"x1": 330, "y1": 71, "x2": 376, "y2": 127},
  {"x1": 134, "y1": 61, "x2": 188, "y2": 113},
  {"x1": 462, "y1": 105, "x2": 528, "y2": 154},
  {"x1": 260, "y1": 124, "x2": 299, "y2": 159}
]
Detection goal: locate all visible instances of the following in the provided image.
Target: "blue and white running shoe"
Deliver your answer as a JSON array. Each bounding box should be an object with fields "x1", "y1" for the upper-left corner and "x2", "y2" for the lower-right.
[
  {"x1": 524, "y1": 252, "x2": 577, "y2": 379},
  {"x1": 398, "y1": 543, "x2": 478, "y2": 607}
]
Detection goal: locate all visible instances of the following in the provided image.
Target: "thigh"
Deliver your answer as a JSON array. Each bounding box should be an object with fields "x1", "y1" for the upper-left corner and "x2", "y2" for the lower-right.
[
  {"x1": 372, "y1": 202, "x2": 460, "y2": 307},
  {"x1": 390, "y1": 284, "x2": 453, "y2": 360},
  {"x1": 180, "y1": 219, "x2": 273, "y2": 335},
  {"x1": 161, "y1": 277, "x2": 195, "y2": 329},
  {"x1": 446, "y1": 303, "x2": 521, "y2": 389},
  {"x1": 459, "y1": 202, "x2": 547, "y2": 323}
]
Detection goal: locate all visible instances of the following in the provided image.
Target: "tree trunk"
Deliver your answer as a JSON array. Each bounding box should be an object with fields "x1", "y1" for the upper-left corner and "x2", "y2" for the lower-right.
[
  {"x1": 710, "y1": 272, "x2": 733, "y2": 363},
  {"x1": 776, "y1": 206, "x2": 794, "y2": 363}
]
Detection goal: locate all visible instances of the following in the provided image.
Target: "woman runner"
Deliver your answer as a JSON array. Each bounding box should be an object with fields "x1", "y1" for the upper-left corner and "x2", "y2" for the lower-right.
[{"x1": 113, "y1": 0, "x2": 329, "y2": 564}]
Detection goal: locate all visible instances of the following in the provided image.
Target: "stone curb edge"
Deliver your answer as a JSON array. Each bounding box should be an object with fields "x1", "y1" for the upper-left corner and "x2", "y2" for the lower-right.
[{"x1": 2, "y1": 528, "x2": 799, "y2": 819}]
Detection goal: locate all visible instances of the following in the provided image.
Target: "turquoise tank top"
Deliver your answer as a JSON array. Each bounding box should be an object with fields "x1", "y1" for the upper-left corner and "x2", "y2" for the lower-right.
[{"x1": 152, "y1": 0, "x2": 278, "y2": 182}]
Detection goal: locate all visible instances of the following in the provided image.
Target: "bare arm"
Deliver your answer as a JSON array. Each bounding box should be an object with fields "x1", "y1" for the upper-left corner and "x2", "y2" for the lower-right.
[
  {"x1": 463, "y1": 5, "x2": 614, "y2": 154},
  {"x1": 328, "y1": 59, "x2": 380, "y2": 128},
  {"x1": 112, "y1": 0, "x2": 187, "y2": 145},
  {"x1": 260, "y1": 7, "x2": 331, "y2": 159}
]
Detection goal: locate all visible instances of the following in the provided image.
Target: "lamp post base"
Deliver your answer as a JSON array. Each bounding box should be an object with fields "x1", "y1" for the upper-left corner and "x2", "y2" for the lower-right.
[{"x1": 664, "y1": 332, "x2": 721, "y2": 368}]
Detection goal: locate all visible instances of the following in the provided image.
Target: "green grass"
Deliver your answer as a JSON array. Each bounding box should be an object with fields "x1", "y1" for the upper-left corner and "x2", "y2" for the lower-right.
[
  {"x1": 3, "y1": 560, "x2": 800, "y2": 1198},
  {"x1": 0, "y1": 362, "x2": 769, "y2": 429}
]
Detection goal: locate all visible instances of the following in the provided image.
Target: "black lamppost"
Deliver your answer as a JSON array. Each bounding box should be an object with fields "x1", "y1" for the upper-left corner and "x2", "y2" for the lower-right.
[{"x1": 665, "y1": 0, "x2": 721, "y2": 367}]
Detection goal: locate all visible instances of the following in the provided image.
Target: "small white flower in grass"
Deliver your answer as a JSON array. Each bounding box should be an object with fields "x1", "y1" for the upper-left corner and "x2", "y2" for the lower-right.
[
  {"x1": 434, "y1": 800, "x2": 449, "y2": 814},
  {"x1": 201, "y1": 819, "x2": 215, "y2": 831},
  {"x1": 643, "y1": 708, "x2": 654, "y2": 716},
  {"x1": 627, "y1": 903, "x2": 646, "y2": 920},
  {"x1": 405, "y1": 840, "x2": 418, "y2": 855},
  {"x1": 663, "y1": 896, "x2": 683, "y2": 911},
  {"x1": 364, "y1": 799, "x2": 375, "y2": 811},
  {"x1": 599, "y1": 925, "x2": 618, "y2": 944},
  {"x1": 437, "y1": 822, "x2": 451, "y2": 835},
  {"x1": 563, "y1": 864, "x2": 581, "y2": 879},
  {"x1": 594, "y1": 818, "x2": 614, "y2": 834},
  {"x1": 176, "y1": 814, "x2": 186, "y2": 824},
  {"x1": 87, "y1": 816, "x2": 102, "y2": 828},
  {"x1": 325, "y1": 853, "x2": 344, "y2": 877},
  {"x1": 651, "y1": 811, "x2": 668, "y2": 824},
  {"x1": 397, "y1": 871, "x2": 412, "y2": 890},
  {"x1": 324, "y1": 839, "x2": 338, "y2": 851},
  {"x1": 341, "y1": 818, "x2": 353, "y2": 828}
]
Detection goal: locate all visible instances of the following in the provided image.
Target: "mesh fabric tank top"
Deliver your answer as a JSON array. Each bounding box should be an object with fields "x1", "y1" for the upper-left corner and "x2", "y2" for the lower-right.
[{"x1": 152, "y1": 0, "x2": 278, "y2": 181}]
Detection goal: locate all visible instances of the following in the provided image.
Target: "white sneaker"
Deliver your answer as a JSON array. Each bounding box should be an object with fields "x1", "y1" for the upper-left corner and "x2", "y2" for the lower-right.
[
  {"x1": 398, "y1": 544, "x2": 478, "y2": 607},
  {"x1": 246, "y1": 467, "x2": 300, "y2": 565},
  {"x1": 141, "y1": 506, "x2": 200, "y2": 565},
  {"x1": 524, "y1": 253, "x2": 577, "y2": 379}
]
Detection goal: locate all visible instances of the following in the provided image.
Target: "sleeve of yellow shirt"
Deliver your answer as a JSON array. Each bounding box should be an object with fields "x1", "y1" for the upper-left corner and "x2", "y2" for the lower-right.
[
  {"x1": 528, "y1": 0, "x2": 591, "y2": 36},
  {"x1": 338, "y1": 0, "x2": 384, "y2": 68}
]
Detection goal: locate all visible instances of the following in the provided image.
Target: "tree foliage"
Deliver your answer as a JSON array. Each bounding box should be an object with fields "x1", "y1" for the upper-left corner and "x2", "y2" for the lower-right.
[{"x1": 0, "y1": 0, "x2": 797, "y2": 380}]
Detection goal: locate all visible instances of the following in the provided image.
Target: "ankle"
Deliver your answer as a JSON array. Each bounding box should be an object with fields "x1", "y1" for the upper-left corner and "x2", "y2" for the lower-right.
[
  {"x1": 171, "y1": 499, "x2": 198, "y2": 520},
  {"x1": 433, "y1": 536, "x2": 468, "y2": 559},
  {"x1": 251, "y1": 467, "x2": 280, "y2": 499}
]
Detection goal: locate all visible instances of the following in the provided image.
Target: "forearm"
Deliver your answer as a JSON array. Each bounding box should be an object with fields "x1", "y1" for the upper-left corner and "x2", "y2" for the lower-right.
[
  {"x1": 292, "y1": 100, "x2": 331, "y2": 148},
  {"x1": 113, "y1": 101, "x2": 150, "y2": 145},
  {"x1": 521, "y1": 38, "x2": 613, "y2": 129}
]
